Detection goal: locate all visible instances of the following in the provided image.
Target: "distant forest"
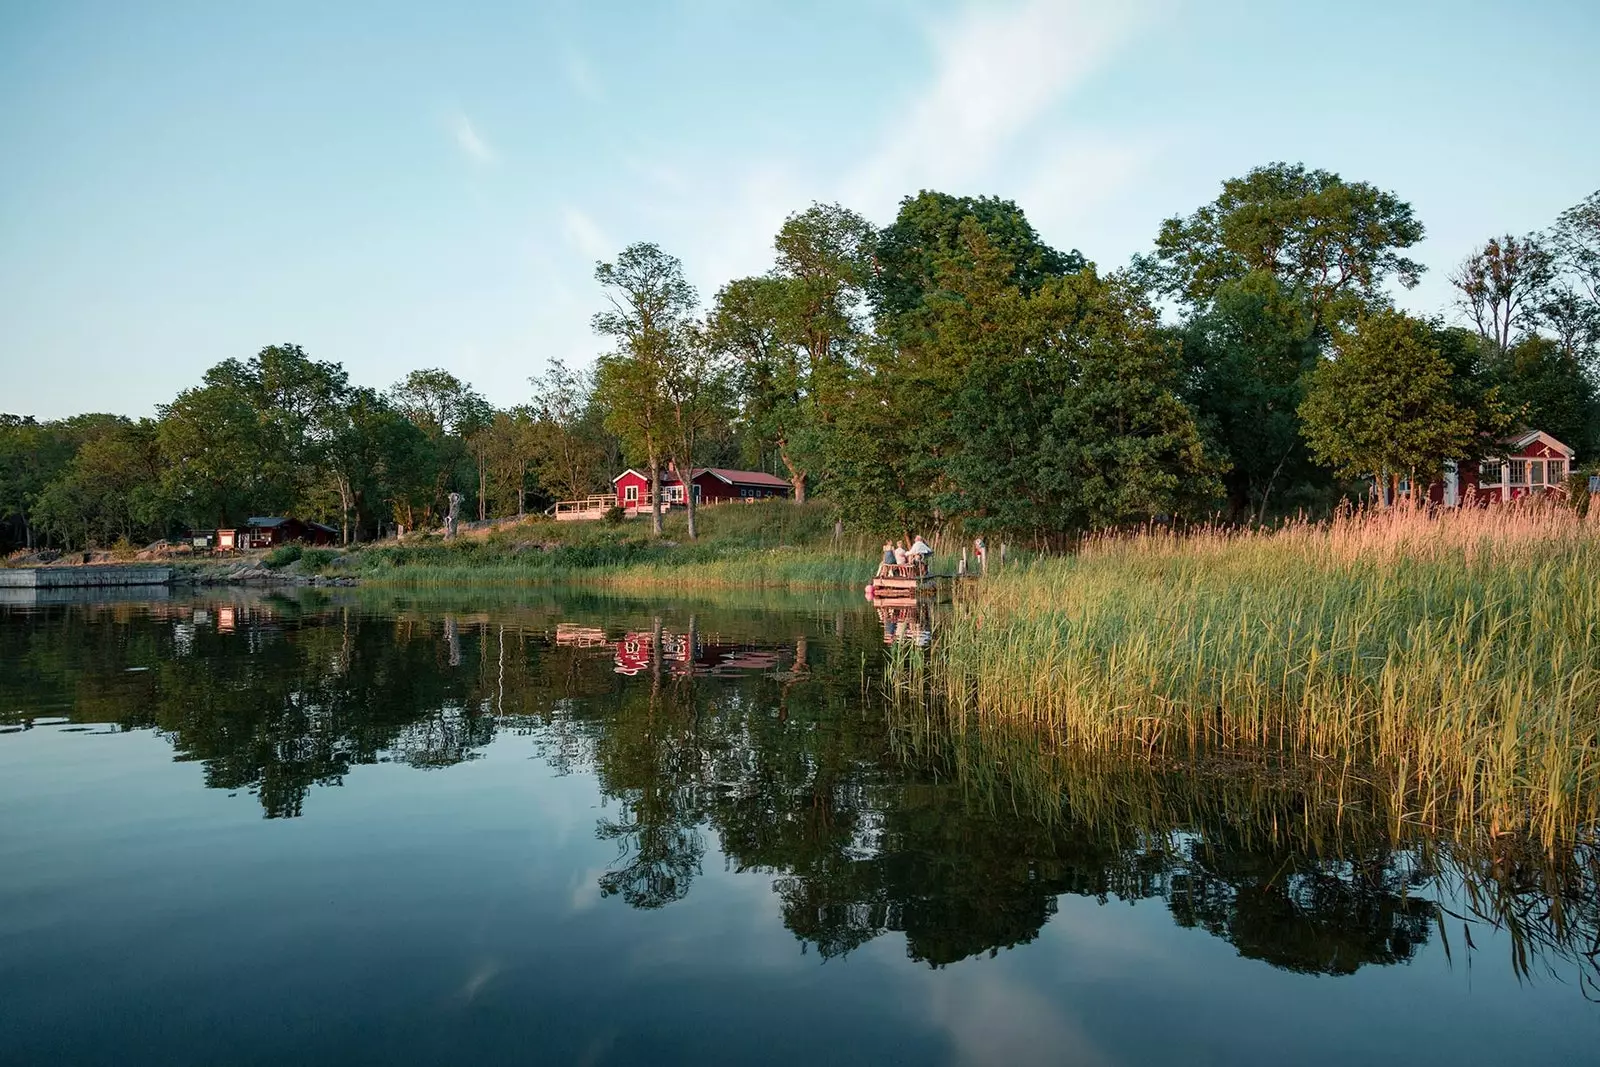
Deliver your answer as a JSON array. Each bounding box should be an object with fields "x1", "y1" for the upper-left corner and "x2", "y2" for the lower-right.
[{"x1": 4, "y1": 163, "x2": 1598, "y2": 552}]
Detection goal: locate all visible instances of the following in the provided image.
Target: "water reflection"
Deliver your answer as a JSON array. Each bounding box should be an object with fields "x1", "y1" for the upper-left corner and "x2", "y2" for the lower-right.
[{"x1": 2, "y1": 592, "x2": 1597, "y2": 995}]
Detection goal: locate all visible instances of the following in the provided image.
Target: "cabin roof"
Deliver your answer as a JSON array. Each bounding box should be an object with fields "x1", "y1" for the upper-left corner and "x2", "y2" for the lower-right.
[
  {"x1": 246, "y1": 516, "x2": 293, "y2": 528},
  {"x1": 1506, "y1": 430, "x2": 1574, "y2": 457}
]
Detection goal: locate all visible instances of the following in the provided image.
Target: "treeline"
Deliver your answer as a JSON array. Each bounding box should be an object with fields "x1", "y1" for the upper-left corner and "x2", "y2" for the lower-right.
[{"x1": 4, "y1": 163, "x2": 1597, "y2": 552}]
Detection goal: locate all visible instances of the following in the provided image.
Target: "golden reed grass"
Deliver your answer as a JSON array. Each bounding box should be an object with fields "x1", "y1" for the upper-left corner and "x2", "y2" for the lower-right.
[{"x1": 923, "y1": 500, "x2": 1600, "y2": 850}]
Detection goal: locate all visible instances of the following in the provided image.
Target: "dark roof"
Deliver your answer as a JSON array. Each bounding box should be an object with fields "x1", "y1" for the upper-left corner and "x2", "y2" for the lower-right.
[
  {"x1": 698, "y1": 467, "x2": 792, "y2": 489},
  {"x1": 246, "y1": 516, "x2": 294, "y2": 528}
]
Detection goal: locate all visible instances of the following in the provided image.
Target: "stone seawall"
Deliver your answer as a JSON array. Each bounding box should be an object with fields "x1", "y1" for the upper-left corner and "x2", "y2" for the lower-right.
[{"x1": 0, "y1": 566, "x2": 172, "y2": 589}]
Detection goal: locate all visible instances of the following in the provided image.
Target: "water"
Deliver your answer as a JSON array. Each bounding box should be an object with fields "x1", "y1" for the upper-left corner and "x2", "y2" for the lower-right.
[{"x1": 2, "y1": 589, "x2": 1597, "y2": 1066}]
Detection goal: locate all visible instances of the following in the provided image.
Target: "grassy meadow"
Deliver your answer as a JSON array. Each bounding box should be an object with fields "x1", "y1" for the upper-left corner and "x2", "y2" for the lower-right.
[
  {"x1": 913, "y1": 501, "x2": 1600, "y2": 850},
  {"x1": 347, "y1": 500, "x2": 875, "y2": 590}
]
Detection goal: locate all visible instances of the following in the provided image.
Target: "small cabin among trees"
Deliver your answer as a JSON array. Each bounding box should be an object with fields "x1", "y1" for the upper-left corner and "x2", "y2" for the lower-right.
[
  {"x1": 244, "y1": 516, "x2": 339, "y2": 548},
  {"x1": 611, "y1": 467, "x2": 792, "y2": 513},
  {"x1": 1423, "y1": 431, "x2": 1576, "y2": 506}
]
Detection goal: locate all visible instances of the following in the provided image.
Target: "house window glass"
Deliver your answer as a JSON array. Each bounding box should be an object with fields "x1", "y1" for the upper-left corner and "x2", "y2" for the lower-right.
[
  {"x1": 1510, "y1": 460, "x2": 1527, "y2": 485},
  {"x1": 1480, "y1": 460, "x2": 1502, "y2": 484},
  {"x1": 1531, "y1": 460, "x2": 1546, "y2": 486},
  {"x1": 624, "y1": 484, "x2": 638, "y2": 503},
  {"x1": 1548, "y1": 458, "x2": 1566, "y2": 483}
]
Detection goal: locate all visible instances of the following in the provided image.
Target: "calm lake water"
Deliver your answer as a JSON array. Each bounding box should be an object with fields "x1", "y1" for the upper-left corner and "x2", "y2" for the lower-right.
[{"x1": 3, "y1": 588, "x2": 1598, "y2": 1066}]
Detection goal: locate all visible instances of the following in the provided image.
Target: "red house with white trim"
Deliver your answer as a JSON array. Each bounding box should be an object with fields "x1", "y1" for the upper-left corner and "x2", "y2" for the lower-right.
[
  {"x1": 611, "y1": 466, "x2": 792, "y2": 514},
  {"x1": 1424, "y1": 430, "x2": 1577, "y2": 506}
]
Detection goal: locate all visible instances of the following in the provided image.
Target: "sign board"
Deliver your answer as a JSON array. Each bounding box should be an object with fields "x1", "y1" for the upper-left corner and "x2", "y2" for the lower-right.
[
  {"x1": 192, "y1": 536, "x2": 210, "y2": 549},
  {"x1": 1589, "y1": 475, "x2": 1600, "y2": 494}
]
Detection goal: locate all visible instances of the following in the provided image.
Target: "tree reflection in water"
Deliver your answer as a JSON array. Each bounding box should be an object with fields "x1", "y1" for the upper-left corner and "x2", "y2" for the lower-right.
[{"x1": 3, "y1": 592, "x2": 1596, "y2": 992}]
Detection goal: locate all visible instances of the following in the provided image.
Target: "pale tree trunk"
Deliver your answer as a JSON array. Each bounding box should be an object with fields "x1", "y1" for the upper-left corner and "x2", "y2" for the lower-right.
[
  {"x1": 778, "y1": 442, "x2": 806, "y2": 505},
  {"x1": 682, "y1": 459, "x2": 698, "y2": 540},
  {"x1": 477, "y1": 452, "x2": 487, "y2": 521},
  {"x1": 648, "y1": 452, "x2": 663, "y2": 536},
  {"x1": 337, "y1": 475, "x2": 353, "y2": 545}
]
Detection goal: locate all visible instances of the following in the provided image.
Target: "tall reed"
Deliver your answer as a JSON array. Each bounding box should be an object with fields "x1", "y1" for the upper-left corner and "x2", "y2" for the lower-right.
[{"x1": 925, "y1": 501, "x2": 1600, "y2": 849}]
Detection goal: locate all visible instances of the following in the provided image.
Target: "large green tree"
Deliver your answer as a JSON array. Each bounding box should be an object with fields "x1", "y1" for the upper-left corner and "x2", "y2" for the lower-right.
[
  {"x1": 872, "y1": 191, "x2": 1084, "y2": 343},
  {"x1": 1300, "y1": 310, "x2": 1480, "y2": 502},
  {"x1": 712, "y1": 204, "x2": 875, "y2": 504},
  {"x1": 591, "y1": 242, "x2": 699, "y2": 536},
  {"x1": 1141, "y1": 162, "x2": 1426, "y2": 332}
]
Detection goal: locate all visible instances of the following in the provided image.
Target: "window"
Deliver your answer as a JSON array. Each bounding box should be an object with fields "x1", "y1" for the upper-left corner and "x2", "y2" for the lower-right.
[
  {"x1": 692, "y1": 484, "x2": 701, "y2": 503},
  {"x1": 1510, "y1": 459, "x2": 1527, "y2": 485},
  {"x1": 666, "y1": 485, "x2": 683, "y2": 503},
  {"x1": 1548, "y1": 458, "x2": 1566, "y2": 483},
  {"x1": 1531, "y1": 460, "x2": 1546, "y2": 486},
  {"x1": 624, "y1": 484, "x2": 638, "y2": 503},
  {"x1": 1480, "y1": 459, "x2": 1502, "y2": 484}
]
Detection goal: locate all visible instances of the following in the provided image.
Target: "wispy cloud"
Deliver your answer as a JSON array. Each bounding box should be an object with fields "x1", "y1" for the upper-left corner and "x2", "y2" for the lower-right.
[
  {"x1": 845, "y1": 0, "x2": 1153, "y2": 214},
  {"x1": 561, "y1": 206, "x2": 613, "y2": 263},
  {"x1": 452, "y1": 114, "x2": 496, "y2": 164}
]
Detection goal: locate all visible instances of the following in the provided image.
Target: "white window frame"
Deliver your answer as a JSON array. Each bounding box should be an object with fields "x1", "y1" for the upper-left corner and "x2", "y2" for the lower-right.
[
  {"x1": 1531, "y1": 459, "x2": 1546, "y2": 486},
  {"x1": 624, "y1": 484, "x2": 638, "y2": 503},
  {"x1": 1510, "y1": 459, "x2": 1528, "y2": 486}
]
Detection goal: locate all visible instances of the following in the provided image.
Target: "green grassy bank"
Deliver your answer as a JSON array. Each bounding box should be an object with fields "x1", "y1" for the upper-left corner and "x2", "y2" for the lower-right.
[
  {"x1": 344, "y1": 501, "x2": 874, "y2": 590},
  {"x1": 915, "y1": 503, "x2": 1600, "y2": 849}
]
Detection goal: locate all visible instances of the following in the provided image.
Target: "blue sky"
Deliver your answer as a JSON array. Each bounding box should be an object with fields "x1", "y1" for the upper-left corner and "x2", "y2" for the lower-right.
[{"x1": 2, "y1": 0, "x2": 1597, "y2": 420}]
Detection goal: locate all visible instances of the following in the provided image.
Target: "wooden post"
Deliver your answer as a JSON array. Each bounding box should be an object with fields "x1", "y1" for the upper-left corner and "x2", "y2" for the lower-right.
[
  {"x1": 1000, "y1": 542, "x2": 1007, "y2": 571},
  {"x1": 959, "y1": 547, "x2": 967, "y2": 576}
]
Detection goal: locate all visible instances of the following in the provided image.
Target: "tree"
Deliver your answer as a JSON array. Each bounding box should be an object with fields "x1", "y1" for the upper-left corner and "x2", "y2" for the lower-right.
[
  {"x1": 1141, "y1": 162, "x2": 1425, "y2": 331},
  {"x1": 591, "y1": 242, "x2": 698, "y2": 536},
  {"x1": 31, "y1": 418, "x2": 164, "y2": 549},
  {"x1": 1449, "y1": 234, "x2": 1555, "y2": 353},
  {"x1": 157, "y1": 381, "x2": 270, "y2": 528},
  {"x1": 529, "y1": 360, "x2": 606, "y2": 504},
  {"x1": 1300, "y1": 310, "x2": 1479, "y2": 502},
  {"x1": 1179, "y1": 273, "x2": 1325, "y2": 521},
  {"x1": 1491, "y1": 335, "x2": 1600, "y2": 457},
  {"x1": 872, "y1": 191, "x2": 1084, "y2": 343},
  {"x1": 1542, "y1": 190, "x2": 1600, "y2": 366},
  {"x1": 387, "y1": 368, "x2": 491, "y2": 527},
  {"x1": 713, "y1": 203, "x2": 875, "y2": 504},
  {"x1": 662, "y1": 327, "x2": 732, "y2": 539}
]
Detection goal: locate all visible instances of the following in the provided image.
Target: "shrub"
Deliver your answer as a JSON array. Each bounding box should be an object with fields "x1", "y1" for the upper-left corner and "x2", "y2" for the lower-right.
[
  {"x1": 300, "y1": 548, "x2": 336, "y2": 572},
  {"x1": 263, "y1": 544, "x2": 302, "y2": 569},
  {"x1": 603, "y1": 504, "x2": 625, "y2": 525}
]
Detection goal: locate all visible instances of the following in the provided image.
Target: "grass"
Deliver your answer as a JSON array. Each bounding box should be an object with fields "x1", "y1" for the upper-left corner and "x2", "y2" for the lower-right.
[
  {"x1": 351, "y1": 500, "x2": 878, "y2": 590},
  {"x1": 913, "y1": 500, "x2": 1600, "y2": 850}
]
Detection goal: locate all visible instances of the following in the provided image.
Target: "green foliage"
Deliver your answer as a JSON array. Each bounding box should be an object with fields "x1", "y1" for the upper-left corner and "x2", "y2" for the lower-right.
[
  {"x1": 299, "y1": 548, "x2": 336, "y2": 572},
  {"x1": 1141, "y1": 162, "x2": 1425, "y2": 329},
  {"x1": 1300, "y1": 310, "x2": 1480, "y2": 487},
  {"x1": 872, "y1": 191, "x2": 1084, "y2": 342},
  {"x1": 263, "y1": 544, "x2": 303, "y2": 569},
  {"x1": 603, "y1": 504, "x2": 625, "y2": 525}
]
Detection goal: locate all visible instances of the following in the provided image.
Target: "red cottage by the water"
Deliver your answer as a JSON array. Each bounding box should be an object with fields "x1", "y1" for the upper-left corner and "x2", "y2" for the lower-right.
[
  {"x1": 1424, "y1": 430, "x2": 1577, "y2": 506},
  {"x1": 610, "y1": 466, "x2": 793, "y2": 513}
]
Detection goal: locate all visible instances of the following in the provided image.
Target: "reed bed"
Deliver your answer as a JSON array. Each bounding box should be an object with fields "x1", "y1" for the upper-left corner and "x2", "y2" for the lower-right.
[{"x1": 925, "y1": 501, "x2": 1600, "y2": 849}]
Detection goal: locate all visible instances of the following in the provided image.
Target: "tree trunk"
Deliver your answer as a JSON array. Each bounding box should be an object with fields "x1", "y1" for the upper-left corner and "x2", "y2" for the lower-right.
[
  {"x1": 778, "y1": 443, "x2": 806, "y2": 505},
  {"x1": 648, "y1": 451, "x2": 663, "y2": 536},
  {"x1": 477, "y1": 452, "x2": 487, "y2": 521},
  {"x1": 684, "y1": 461, "x2": 698, "y2": 540}
]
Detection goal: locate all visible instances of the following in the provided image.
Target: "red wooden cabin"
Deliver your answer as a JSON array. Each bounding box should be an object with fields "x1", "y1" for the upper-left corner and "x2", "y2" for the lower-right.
[
  {"x1": 610, "y1": 466, "x2": 792, "y2": 513},
  {"x1": 1421, "y1": 431, "x2": 1576, "y2": 506}
]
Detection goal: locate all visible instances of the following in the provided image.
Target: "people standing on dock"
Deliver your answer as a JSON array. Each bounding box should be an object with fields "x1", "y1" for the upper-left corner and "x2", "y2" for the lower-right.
[
  {"x1": 974, "y1": 536, "x2": 987, "y2": 575},
  {"x1": 877, "y1": 541, "x2": 895, "y2": 577},
  {"x1": 893, "y1": 541, "x2": 909, "y2": 568},
  {"x1": 908, "y1": 535, "x2": 933, "y2": 575}
]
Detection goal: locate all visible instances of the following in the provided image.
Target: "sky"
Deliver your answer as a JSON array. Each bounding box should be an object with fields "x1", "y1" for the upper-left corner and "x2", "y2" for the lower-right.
[{"x1": 2, "y1": 0, "x2": 1597, "y2": 420}]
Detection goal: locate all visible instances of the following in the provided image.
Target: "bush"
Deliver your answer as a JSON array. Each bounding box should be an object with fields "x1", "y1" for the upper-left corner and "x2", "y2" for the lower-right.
[
  {"x1": 603, "y1": 504, "x2": 625, "y2": 525},
  {"x1": 300, "y1": 548, "x2": 336, "y2": 572},
  {"x1": 263, "y1": 544, "x2": 302, "y2": 569}
]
